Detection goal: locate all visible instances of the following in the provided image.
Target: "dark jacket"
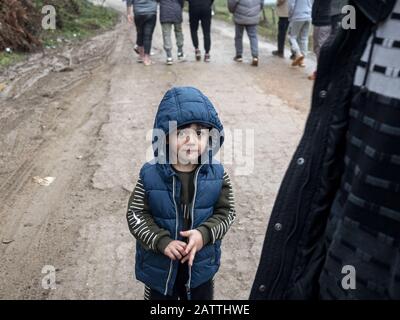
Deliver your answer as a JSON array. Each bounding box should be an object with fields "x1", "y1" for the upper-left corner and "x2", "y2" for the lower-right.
[
  {"x1": 312, "y1": 0, "x2": 332, "y2": 26},
  {"x1": 250, "y1": 0, "x2": 398, "y2": 300},
  {"x1": 160, "y1": 0, "x2": 184, "y2": 24},
  {"x1": 186, "y1": 0, "x2": 214, "y2": 11},
  {"x1": 330, "y1": 0, "x2": 348, "y2": 17}
]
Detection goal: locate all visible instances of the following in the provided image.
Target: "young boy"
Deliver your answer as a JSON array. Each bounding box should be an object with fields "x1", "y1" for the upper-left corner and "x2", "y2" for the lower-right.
[
  {"x1": 127, "y1": 87, "x2": 236, "y2": 300},
  {"x1": 159, "y1": 0, "x2": 186, "y2": 65}
]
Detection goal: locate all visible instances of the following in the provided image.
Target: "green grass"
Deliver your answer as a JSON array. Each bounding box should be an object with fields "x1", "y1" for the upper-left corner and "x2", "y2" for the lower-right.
[
  {"x1": 1, "y1": 0, "x2": 118, "y2": 69},
  {"x1": 0, "y1": 52, "x2": 26, "y2": 69},
  {"x1": 37, "y1": 0, "x2": 119, "y2": 47}
]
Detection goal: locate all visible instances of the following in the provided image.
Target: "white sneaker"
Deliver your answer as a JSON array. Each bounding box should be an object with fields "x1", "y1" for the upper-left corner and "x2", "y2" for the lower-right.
[
  {"x1": 166, "y1": 57, "x2": 173, "y2": 65},
  {"x1": 177, "y1": 52, "x2": 186, "y2": 62}
]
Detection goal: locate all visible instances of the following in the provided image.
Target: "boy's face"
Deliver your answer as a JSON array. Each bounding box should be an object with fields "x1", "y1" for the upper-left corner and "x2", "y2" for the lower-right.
[{"x1": 169, "y1": 123, "x2": 210, "y2": 165}]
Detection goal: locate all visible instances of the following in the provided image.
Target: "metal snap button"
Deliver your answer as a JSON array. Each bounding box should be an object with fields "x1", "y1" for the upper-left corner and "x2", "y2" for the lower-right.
[{"x1": 297, "y1": 157, "x2": 305, "y2": 165}]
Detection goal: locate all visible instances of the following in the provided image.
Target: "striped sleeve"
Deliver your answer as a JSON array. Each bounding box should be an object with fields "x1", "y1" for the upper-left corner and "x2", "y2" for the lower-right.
[
  {"x1": 126, "y1": 178, "x2": 171, "y2": 252},
  {"x1": 196, "y1": 171, "x2": 236, "y2": 245}
]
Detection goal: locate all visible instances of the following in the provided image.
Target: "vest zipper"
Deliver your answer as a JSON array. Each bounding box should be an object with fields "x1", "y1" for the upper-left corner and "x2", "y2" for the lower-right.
[
  {"x1": 186, "y1": 164, "x2": 203, "y2": 300},
  {"x1": 164, "y1": 175, "x2": 179, "y2": 295}
]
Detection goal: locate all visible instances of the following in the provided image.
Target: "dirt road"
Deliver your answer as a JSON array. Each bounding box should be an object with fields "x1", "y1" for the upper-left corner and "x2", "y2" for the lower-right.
[{"x1": 0, "y1": 0, "x2": 313, "y2": 299}]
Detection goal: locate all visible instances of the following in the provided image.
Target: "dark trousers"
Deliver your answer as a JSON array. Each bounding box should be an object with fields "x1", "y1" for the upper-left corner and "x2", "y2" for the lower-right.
[
  {"x1": 189, "y1": 7, "x2": 212, "y2": 53},
  {"x1": 277, "y1": 17, "x2": 289, "y2": 54},
  {"x1": 144, "y1": 262, "x2": 214, "y2": 300},
  {"x1": 134, "y1": 14, "x2": 157, "y2": 55}
]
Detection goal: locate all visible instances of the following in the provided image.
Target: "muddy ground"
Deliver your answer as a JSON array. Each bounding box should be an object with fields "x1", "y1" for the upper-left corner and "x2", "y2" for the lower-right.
[{"x1": 0, "y1": 0, "x2": 314, "y2": 299}]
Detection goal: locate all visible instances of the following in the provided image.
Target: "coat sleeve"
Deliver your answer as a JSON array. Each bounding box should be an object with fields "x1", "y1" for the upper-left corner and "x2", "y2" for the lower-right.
[
  {"x1": 228, "y1": 0, "x2": 240, "y2": 14},
  {"x1": 288, "y1": 0, "x2": 296, "y2": 18},
  {"x1": 196, "y1": 171, "x2": 236, "y2": 245},
  {"x1": 127, "y1": 178, "x2": 173, "y2": 253}
]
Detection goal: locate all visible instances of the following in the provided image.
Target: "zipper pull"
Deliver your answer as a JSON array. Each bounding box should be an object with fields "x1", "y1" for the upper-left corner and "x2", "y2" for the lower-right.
[{"x1": 186, "y1": 283, "x2": 192, "y2": 300}]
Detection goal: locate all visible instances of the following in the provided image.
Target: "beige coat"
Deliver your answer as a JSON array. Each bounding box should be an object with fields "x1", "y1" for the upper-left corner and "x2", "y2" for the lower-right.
[{"x1": 276, "y1": 0, "x2": 289, "y2": 17}]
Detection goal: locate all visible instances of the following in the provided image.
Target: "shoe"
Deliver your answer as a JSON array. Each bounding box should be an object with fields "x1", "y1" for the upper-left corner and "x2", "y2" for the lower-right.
[
  {"x1": 177, "y1": 52, "x2": 186, "y2": 62},
  {"x1": 290, "y1": 53, "x2": 296, "y2": 60},
  {"x1": 195, "y1": 49, "x2": 201, "y2": 61},
  {"x1": 134, "y1": 44, "x2": 140, "y2": 55},
  {"x1": 204, "y1": 53, "x2": 210, "y2": 62},
  {"x1": 143, "y1": 55, "x2": 153, "y2": 66},
  {"x1": 166, "y1": 57, "x2": 173, "y2": 65},
  {"x1": 291, "y1": 54, "x2": 304, "y2": 66},
  {"x1": 299, "y1": 62, "x2": 306, "y2": 67},
  {"x1": 272, "y1": 50, "x2": 284, "y2": 58},
  {"x1": 233, "y1": 55, "x2": 243, "y2": 62},
  {"x1": 251, "y1": 57, "x2": 259, "y2": 67},
  {"x1": 308, "y1": 71, "x2": 317, "y2": 80}
]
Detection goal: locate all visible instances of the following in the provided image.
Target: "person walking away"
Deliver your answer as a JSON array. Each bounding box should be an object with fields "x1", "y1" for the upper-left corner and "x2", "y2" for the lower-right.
[
  {"x1": 288, "y1": 0, "x2": 312, "y2": 67},
  {"x1": 127, "y1": 0, "x2": 158, "y2": 66},
  {"x1": 159, "y1": 0, "x2": 186, "y2": 65},
  {"x1": 228, "y1": 0, "x2": 264, "y2": 67},
  {"x1": 308, "y1": 0, "x2": 332, "y2": 80},
  {"x1": 187, "y1": 0, "x2": 214, "y2": 62},
  {"x1": 272, "y1": 0, "x2": 290, "y2": 58},
  {"x1": 126, "y1": 0, "x2": 140, "y2": 55}
]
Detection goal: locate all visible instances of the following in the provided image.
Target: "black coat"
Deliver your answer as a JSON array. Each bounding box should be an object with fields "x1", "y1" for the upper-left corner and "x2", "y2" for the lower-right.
[
  {"x1": 312, "y1": 0, "x2": 332, "y2": 26},
  {"x1": 186, "y1": 0, "x2": 214, "y2": 11},
  {"x1": 159, "y1": 0, "x2": 184, "y2": 24},
  {"x1": 250, "y1": 0, "x2": 398, "y2": 300}
]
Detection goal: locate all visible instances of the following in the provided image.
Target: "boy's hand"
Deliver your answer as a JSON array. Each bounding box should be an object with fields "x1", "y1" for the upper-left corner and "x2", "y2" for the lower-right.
[
  {"x1": 164, "y1": 240, "x2": 187, "y2": 260},
  {"x1": 180, "y1": 230, "x2": 204, "y2": 267}
]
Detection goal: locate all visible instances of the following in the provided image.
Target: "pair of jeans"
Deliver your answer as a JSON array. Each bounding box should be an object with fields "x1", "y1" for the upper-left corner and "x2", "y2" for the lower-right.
[
  {"x1": 134, "y1": 14, "x2": 157, "y2": 55},
  {"x1": 144, "y1": 263, "x2": 214, "y2": 300},
  {"x1": 161, "y1": 23, "x2": 184, "y2": 57},
  {"x1": 288, "y1": 20, "x2": 311, "y2": 57},
  {"x1": 277, "y1": 17, "x2": 289, "y2": 54},
  {"x1": 189, "y1": 7, "x2": 212, "y2": 53},
  {"x1": 313, "y1": 25, "x2": 332, "y2": 60},
  {"x1": 235, "y1": 24, "x2": 259, "y2": 58}
]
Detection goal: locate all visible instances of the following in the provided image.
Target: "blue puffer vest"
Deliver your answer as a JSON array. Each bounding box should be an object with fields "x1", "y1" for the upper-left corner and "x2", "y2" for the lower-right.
[{"x1": 134, "y1": 87, "x2": 225, "y2": 296}]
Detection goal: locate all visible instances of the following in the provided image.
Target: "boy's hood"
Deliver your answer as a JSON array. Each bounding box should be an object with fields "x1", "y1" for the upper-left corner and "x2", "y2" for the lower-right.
[{"x1": 152, "y1": 86, "x2": 224, "y2": 164}]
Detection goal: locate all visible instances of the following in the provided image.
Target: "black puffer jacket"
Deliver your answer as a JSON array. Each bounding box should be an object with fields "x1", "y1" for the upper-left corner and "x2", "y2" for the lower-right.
[
  {"x1": 250, "y1": 0, "x2": 398, "y2": 300},
  {"x1": 312, "y1": 0, "x2": 332, "y2": 26},
  {"x1": 159, "y1": 0, "x2": 184, "y2": 24},
  {"x1": 186, "y1": 0, "x2": 214, "y2": 11}
]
